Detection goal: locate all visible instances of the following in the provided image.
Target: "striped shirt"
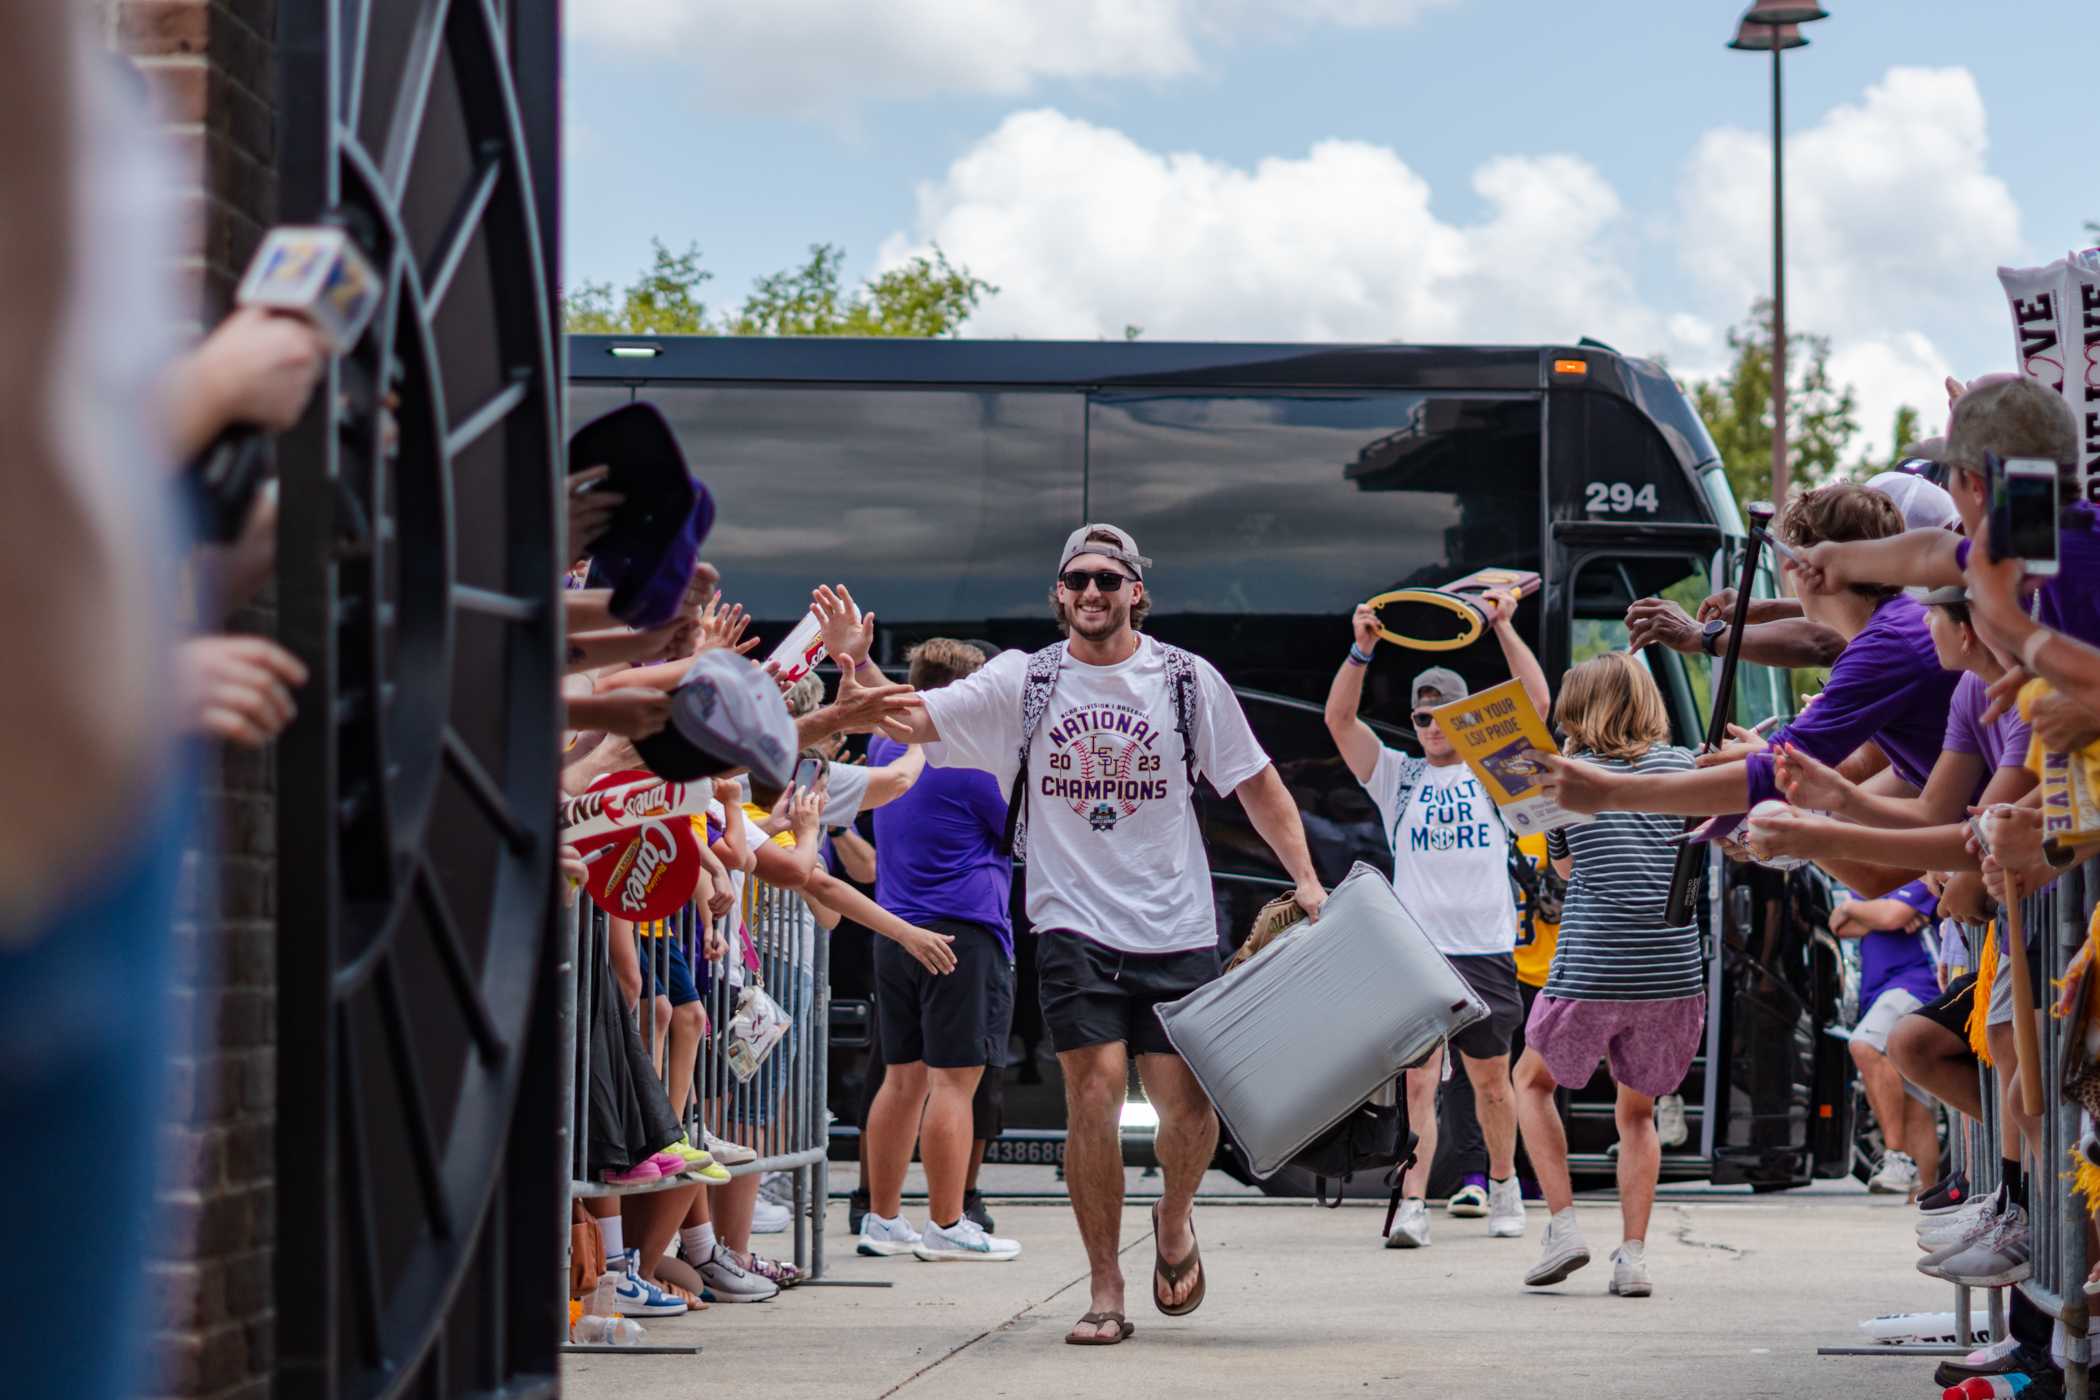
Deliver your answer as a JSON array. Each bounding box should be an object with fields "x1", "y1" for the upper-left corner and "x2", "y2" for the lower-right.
[{"x1": 1543, "y1": 745, "x2": 1705, "y2": 1001}]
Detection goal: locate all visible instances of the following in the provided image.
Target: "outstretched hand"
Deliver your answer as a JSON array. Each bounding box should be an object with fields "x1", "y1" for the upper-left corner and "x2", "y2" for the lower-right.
[
  {"x1": 812, "y1": 584, "x2": 876, "y2": 668},
  {"x1": 1772, "y1": 742, "x2": 1847, "y2": 813},
  {"x1": 897, "y1": 923, "x2": 958, "y2": 975},
  {"x1": 1532, "y1": 750, "x2": 1617, "y2": 814},
  {"x1": 1694, "y1": 723, "x2": 1767, "y2": 768}
]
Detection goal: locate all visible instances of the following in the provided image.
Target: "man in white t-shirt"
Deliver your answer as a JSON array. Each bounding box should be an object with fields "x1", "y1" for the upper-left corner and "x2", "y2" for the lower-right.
[
  {"x1": 877, "y1": 524, "x2": 1326, "y2": 1347},
  {"x1": 1323, "y1": 594, "x2": 1550, "y2": 1250}
]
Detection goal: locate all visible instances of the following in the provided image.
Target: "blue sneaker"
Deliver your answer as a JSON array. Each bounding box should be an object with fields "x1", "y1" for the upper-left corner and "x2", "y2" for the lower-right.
[{"x1": 612, "y1": 1249, "x2": 688, "y2": 1316}]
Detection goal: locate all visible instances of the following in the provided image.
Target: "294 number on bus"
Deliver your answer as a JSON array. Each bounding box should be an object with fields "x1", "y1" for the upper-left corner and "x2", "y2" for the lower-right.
[{"x1": 1584, "y1": 480, "x2": 1660, "y2": 514}]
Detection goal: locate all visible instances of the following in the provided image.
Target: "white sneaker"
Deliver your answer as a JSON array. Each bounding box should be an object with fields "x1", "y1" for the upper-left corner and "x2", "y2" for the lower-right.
[
  {"x1": 1918, "y1": 1193, "x2": 1996, "y2": 1243},
  {"x1": 1525, "y1": 1210, "x2": 1591, "y2": 1288},
  {"x1": 697, "y1": 1244, "x2": 779, "y2": 1303},
  {"x1": 1385, "y1": 1198, "x2": 1431, "y2": 1249},
  {"x1": 1608, "y1": 1242, "x2": 1652, "y2": 1297},
  {"x1": 913, "y1": 1217, "x2": 1022, "y2": 1262},
  {"x1": 857, "y1": 1212, "x2": 924, "y2": 1257},
  {"x1": 1487, "y1": 1177, "x2": 1526, "y2": 1239},
  {"x1": 701, "y1": 1129, "x2": 757, "y2": 1167},
  {"x1": 751, "y1": 1196, "x2": 791, "y2": 1235},
  {"x1": 609, "y1": 1252, "x2": 688, "y2": 1316},
  {"x1": 1655, "y1": 1094, "x2": 1689, "y2": 1149},
  {"x1": 1923, "y1": 1205, "x2": 2032, "y2": 1287},
  {"x1": 758, "y1": 1170, "x2": 796, "y2": 1208},
  {"x1": 1870, "y1": 1150, "x2": 1919, "y2": 1196},
  {"x1": 1920, "y1": 1198, "x2": 2002, "y2": 1257}
]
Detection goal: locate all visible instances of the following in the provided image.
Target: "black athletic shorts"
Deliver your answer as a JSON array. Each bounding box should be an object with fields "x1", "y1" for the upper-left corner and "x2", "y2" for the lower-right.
[
  {"x1": 1913, "y1": 971, "x2": 1980, "y2": 1044},
  {"x1": 875, "y1": 918, "x2": 1015, "y2": 1070},
  {"x1": 1447, "y1": 953, "x2": 1524, "y2": 1061},
  {"x1": 1034, "y1": 931, "x2": 1221, "y2": 1057}
]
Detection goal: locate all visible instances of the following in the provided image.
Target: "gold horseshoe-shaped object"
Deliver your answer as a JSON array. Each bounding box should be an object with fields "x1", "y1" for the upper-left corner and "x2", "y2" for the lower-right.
[{"x1": 1365, "y1": 588, "x2": 1485, "y2": 653}]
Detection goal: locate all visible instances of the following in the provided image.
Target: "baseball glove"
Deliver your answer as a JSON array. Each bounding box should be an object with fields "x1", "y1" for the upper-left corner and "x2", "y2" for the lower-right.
[{"x1": 1224, "y1": 891, "x2": 1309, "y2": 972}]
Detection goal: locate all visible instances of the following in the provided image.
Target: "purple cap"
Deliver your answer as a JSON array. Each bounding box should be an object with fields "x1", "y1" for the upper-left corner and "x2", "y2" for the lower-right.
[{"x1": 570, "y1": 401, "x2": 712, "y2": 629}]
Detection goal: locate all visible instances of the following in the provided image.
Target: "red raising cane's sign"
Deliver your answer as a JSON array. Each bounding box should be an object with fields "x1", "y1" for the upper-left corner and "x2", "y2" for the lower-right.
[{"x1": 569, "y1": 772, "x2": 705, "y2": 921}]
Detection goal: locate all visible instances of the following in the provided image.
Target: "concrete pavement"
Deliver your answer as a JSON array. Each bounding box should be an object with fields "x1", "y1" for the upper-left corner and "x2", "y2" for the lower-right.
[{"x1": 563, "y1": 1181, "x2": 1965, "y2": 1400}]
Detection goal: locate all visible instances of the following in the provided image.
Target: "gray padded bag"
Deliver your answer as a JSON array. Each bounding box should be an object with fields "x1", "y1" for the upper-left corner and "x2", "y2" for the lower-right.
[{"x1": 1155, "y1": 861, "x2": 1488, "y2": 1179}]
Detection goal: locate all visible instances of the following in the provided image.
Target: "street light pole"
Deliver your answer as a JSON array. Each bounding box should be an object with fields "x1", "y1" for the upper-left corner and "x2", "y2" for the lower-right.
[
  {"x1": 1729, "y1": 3, "x2": 1827, "y2": 508},
  {"x1": 1770, "y1": 33, "x2": 1787, "y2": 508}
]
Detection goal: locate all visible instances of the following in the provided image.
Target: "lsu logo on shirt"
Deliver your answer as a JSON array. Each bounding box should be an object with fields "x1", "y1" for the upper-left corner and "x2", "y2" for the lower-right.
[{"x1": 1039, "y1": 702, "x2": 1172, "y2": 832}]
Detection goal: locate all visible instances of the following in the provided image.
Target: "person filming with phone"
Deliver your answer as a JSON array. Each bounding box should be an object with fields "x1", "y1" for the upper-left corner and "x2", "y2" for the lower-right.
[{"x1": 1785, "y1": 376, "x2": 2099, "y2": 673}]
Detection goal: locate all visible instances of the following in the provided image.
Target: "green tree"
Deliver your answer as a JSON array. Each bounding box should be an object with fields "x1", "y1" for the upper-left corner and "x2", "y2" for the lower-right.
[
  {"x1": 562, "y1": 239, "x2": 714, "y2": 334},
  {"x1": 725, "y1": 242, "x2": 993, "y2": 337},
  {"x1": 1688, "y1": 299, "x2": 1860, "y2": 508},
  {"x1": 563, "y1": 240, "x2": 994, "y2": 338}
]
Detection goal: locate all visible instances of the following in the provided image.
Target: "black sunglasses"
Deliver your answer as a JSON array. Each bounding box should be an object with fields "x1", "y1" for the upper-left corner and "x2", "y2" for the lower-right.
[
  {"x1": 1411, "y1": 710, "x2": 1437, "y2": 727},
  {"x1": 1059, "y1": 569, "x2": 1130, "y2": 594}
]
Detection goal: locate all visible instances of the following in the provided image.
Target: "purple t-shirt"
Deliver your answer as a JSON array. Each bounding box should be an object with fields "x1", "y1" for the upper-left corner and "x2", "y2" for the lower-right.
[
  {"x1": 1954, "y1": 504, "x2": 2100, "y2": 648},
  {"x1": 1858, "y1": 879, "x2": 1940, "y2": 1008},
  {"x1": 1943, "y1": 671, "x2": 2036, "y2": 778},
  {"x1": 866, "y1": 734, "x2": 1015, "y2": 954},
  {"x1": 1745, "y1": 594, "x2": 1962, "y2": 807}
]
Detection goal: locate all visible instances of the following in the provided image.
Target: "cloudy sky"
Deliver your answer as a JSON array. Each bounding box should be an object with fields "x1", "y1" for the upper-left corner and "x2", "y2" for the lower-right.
[{"x1": 562, "y1": 1, "x2": 2098, "y2": 458}]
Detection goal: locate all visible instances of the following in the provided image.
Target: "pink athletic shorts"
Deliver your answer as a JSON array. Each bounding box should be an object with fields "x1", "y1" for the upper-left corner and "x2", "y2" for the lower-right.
[{"x1": 1524, "y1": 992, "x2": 1706, "y2": 1099}]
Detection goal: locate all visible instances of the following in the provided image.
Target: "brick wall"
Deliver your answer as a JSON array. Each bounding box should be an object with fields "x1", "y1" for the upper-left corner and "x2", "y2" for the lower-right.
[{"x1": 102, "y1": 3, "x2": 282, "y2": 1398}]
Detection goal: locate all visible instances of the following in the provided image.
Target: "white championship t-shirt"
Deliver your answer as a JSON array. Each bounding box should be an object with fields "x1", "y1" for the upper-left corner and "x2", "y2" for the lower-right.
[
  {"x1": 1364, "y1": 746, "x2": 1516, "y2": 957},
  {"x1": 921, "y1": 636, "x2": 1271, "y2": 955}
]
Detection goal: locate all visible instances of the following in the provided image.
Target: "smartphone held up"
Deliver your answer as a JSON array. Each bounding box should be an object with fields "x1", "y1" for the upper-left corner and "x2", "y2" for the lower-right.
[{"x1": 1985, "y1": 453, "x2": 2060, "y2": 574}]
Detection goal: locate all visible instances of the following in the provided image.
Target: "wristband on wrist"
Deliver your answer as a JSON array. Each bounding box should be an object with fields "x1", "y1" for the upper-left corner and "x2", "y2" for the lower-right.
[
  {"x1": 2021, "y1": 628, "x2": 2049, "y2": 673},
  {"x1": 854, "y1": 656, "x2": 880, "y2": 674},
  {"x1": 1347, "y1": 643, "x2": 1373, "y2": 667}
]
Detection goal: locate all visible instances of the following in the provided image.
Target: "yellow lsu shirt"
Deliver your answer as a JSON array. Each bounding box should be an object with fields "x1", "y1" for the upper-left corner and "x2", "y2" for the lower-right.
[{"x1": 1512, "y1": 832, "x2": 1561, "y2": 989}]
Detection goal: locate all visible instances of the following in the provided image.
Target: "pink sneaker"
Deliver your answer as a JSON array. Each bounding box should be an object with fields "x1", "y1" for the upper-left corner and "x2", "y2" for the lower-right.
[
  {"x1": 601, "y1": 1159, "x2": 663, "y2": 1186},
  {"x1": 647, "y1": 1151, "x2": 690, "y2": 1178}
]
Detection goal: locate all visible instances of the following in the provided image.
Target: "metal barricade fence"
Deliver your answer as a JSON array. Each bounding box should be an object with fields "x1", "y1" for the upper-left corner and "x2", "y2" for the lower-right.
[
  {"x1": 1830, "y1": 873, "x2": 2095, "y2": 1381},
  {"x1": 2017, "y1": 859, "x2": 2092, "y2": 1396},
  {"x1": 559, "y1": 877, "x2": 833, "y2": 1294},
  {"x1": 1913, "y1": 866, "x2": 2100, "y2": 1391}
]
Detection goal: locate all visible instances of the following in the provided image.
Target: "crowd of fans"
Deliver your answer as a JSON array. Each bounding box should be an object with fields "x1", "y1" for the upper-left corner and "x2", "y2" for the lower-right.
[
  {"x1": 553, "y1": 445, "x2": 1031, "y2": 1319},
  {"x1": 1536, "y1": 369, "x2": 2100, "y2": 1394}
]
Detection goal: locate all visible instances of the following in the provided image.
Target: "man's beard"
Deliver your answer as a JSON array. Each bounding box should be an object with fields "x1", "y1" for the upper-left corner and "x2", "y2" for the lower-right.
[{"x1": 1067, "y1": 597, "x2": 1128, "y2": 640}]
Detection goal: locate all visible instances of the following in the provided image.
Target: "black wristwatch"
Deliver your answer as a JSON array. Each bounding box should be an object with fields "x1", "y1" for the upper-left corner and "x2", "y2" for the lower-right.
[{"x1": 1699, "y1": 619, "x2": 1727, "y2": 656}]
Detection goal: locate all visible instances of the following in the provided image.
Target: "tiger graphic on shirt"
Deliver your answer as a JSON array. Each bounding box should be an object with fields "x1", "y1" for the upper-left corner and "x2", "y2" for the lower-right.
[{"x1": 1038, "y1": 700, "x2": 1174, "y2": 832}]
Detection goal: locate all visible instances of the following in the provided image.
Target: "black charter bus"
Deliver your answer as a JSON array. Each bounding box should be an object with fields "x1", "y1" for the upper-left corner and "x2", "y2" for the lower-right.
[{"x1": 570, "y1": 335, "x2": 1853, "y2": 1192}]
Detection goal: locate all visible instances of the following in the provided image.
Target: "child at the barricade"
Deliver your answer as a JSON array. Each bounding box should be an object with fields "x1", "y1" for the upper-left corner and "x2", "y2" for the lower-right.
[
  {"x1": 1513, "y1": 652, "x2": 1703, "y2": 1299},
  {"x1": 1828, "y1": 883, "x2": 1942, "y2": 1197}
]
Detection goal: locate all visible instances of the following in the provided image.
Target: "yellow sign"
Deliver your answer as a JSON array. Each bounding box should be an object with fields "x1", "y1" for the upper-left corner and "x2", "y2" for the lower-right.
[{"x1": 1427, "y1": 679, "x2": 1589, "y2": 837}]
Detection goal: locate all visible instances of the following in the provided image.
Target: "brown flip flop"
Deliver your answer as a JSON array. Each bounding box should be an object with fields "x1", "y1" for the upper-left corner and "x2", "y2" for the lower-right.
[
  {"x1": 1151, "y1": 1201, "x2": 1206, "y2": 1317},
  {"x1": 1065, "y1": 1311, "x2": 1135, "y2": 1345}
]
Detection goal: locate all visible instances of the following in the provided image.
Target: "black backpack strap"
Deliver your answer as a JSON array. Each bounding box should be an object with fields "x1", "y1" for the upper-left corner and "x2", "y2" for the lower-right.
[
  {"x1": 999, "y1": 643, "x2": 1065, "y2": 860},
  {"x1": 1159, "y1": 642, "x2": 1201, "y2": 792}
]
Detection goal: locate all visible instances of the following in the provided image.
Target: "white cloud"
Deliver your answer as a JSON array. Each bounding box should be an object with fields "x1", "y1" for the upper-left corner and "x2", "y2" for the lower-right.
[
  {"x1": 567, "y1": 0, "x2": 1454, "y2": 115},
  {"x1": 1829, "y1": 333, "x2": 1953, "y2": 461},
  {"x1": 1678, "y1": 67, "x2": 2022, "y2": 454},
  {"x1": 875, "y1": 65, "x2": 2024, "y2": 473},
  {"x1": 880, "y1": 108, "x2": 1703, "y2": 360}
]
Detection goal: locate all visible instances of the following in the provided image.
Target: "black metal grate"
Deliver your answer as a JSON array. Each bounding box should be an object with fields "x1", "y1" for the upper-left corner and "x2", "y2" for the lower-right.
[{"x1": 275, "y1": 3, "x2": 563, "y2": 1396}]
